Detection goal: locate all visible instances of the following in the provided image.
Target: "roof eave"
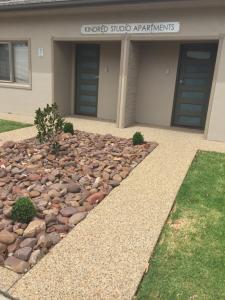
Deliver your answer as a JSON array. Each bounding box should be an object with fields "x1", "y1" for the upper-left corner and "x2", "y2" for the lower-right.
[{"x1": 0, "y1": 0, "x2": 183, "y2": 11}]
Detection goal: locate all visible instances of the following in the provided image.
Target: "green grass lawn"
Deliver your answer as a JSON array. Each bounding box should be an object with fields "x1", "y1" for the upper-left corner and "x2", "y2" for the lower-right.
[
  {"x1": 137, "y1": 151, "x2": 225, "y2": 300},
  {"x1": 0, "y1": 119, "x2": 32, "y2": 133}
]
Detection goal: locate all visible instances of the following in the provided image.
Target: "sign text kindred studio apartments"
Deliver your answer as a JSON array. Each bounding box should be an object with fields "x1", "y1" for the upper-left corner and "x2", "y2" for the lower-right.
[{"x1": 81, "y1": 22, "x2": 180, "y2": 35}]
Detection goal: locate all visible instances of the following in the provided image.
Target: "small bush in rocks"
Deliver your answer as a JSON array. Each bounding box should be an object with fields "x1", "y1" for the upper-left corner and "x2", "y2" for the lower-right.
[
  {"x1": 34, "y1": 104, "x2": 65, "y2": 152},
  {"x1": 132, "y1": 132, "x2": 144, "y2": 145},
  {"x1": 11, "y1": 197, "x2": 37, "y2": 224},
  {"x1": 63, "y1": 122, "x2": 74, "y2": 134}
]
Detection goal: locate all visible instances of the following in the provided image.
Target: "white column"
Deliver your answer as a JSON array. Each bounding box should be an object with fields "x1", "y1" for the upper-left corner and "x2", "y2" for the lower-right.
[{"x1": 116, "y1": 37, "x2": 130, "y2": 128}]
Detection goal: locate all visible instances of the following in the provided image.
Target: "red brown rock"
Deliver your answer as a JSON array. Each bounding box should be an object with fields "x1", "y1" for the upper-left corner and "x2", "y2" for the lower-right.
[
  {"x1": 57, "y1": 214, "x2": 69, "y2": 225},
  {"x1": 29, "y1": 174, "x2": 42, "y2": 181},
  {"x1": 86, "y1": 192, "x2": 105, "y2": 205},
  {"x1": 0, "y1": 230, "x2": 16, "y2": 245},
  {"x1": 29, "y1": 190, "x2": 41, "y2": 198},
  {"x1": 4, "y1": 256, "x2": 29, "y2": 273},
  {"x1": 60, "y1": 207, "x2": 78, "y2": 217},
  {"x1": 0, "y1": 242, "x2": 7, "y2": 254},
  {"x1": 7, "y1": 240, "x2": 21, "y2": 253}
]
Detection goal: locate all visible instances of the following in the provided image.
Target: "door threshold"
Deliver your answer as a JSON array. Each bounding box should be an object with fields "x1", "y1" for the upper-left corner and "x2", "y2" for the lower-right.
[
  {"x1": 171, "y1": 125, "x2": 203, "y2": 133},
  {"x1": 65, "y1": 115, "x2": 115, "y2": 124},
  {"x1": 67, "y1": 114, "x2": 97, "y2": 120}
]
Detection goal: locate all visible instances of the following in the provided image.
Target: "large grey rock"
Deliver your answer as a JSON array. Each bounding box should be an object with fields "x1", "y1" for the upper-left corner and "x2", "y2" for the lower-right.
[
  {"x1": 11, "y1": 167, "x2": 23, "y2": 175},
  {"x1": 20, "y1": 238, "x2": 37, "y2": 248},
  {"x1": 29, "y1": 249, "x2": 41, "y2": 266},
  {"x1": 67, "y1": 183, "x2": 81, "y2": 193},
  {"x1": 69, "y1": 212, "x2": 87, "y2": 226},
  {"x1": 45, "y1": 214, "x2": 57, "y2": 225},
  {"x1": 37, "y1": 234, "x2": 52, "y2": 248},
  {"x1": 47, "y1": 232, "x2": 61, "y2": 245},
  {"x1": 14, "y1": 247, "x2": 32, "y2": 261}
]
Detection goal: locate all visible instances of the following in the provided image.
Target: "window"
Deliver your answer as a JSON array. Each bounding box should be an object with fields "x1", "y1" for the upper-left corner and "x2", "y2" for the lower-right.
[
  {"x1": 0, "y1": 41, "x2": 29, "y2": 84},
  {"x1": 187, "y1": 50, "x2": 211, "y2": 60},
  {"x1": 0, "y1": 43, "x2": 10, "y2": 81}
]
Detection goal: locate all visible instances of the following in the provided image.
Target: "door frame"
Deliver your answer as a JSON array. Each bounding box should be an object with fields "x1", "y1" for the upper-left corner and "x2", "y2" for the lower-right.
[
  {"x1": 74, "y1": 43, "x2": 100, "y2": 117},
  {"x1": 171, "y1": 42, "x2": 218, "y2": 130}
]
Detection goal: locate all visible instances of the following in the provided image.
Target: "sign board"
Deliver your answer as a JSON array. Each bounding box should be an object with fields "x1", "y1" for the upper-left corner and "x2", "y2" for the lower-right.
[{"x1": 81, "y1": 22, "x2": 180, "y2": 35}]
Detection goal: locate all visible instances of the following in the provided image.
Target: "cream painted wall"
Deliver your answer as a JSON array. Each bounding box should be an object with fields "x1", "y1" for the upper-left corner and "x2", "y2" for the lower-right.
[
  {"x1": 0, "y1": 4, "x2": 224, "y2": 140},
  {"x1": 98, "y1": 42, "x2": 121, "y2": 121},
  {"x1": 0, "y1": 5, "x2": 224, "y2": 117},
  {"x1": 206, "y1": 37, "x2": 225, "y2": 142},
  {"x1": 53, "y1": 42, "x2": 73, "y2": 115},
  {"x1": 0, "y1": 73, "x2": 52, "y2": 115},
  {"x1": 124, "y1": 42, "x2": 140, "y2": 127},
  {"x1": 53, "y1": 41, "x2": 120, "y2": 120},
  {"x1": 135, "y1": 42, "x2": 179, "y2": 126},
  {"x1": 0, "y1": 18, "x2": 53, "y2": 115}
]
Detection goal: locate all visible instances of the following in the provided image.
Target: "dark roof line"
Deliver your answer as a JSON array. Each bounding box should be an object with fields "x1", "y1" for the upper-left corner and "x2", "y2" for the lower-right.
[{"x1": 0, "y1": 0, "x2": 182, "y2": 11}]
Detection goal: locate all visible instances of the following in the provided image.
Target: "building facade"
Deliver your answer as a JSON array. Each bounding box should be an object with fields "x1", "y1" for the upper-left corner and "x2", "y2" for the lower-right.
[{"x1": 0, "y1": 0, "x2": 225, "y2": 141}]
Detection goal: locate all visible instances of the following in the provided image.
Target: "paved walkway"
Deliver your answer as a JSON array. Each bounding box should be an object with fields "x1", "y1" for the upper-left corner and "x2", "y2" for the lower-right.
[
  {"x1": 0, "y1": 294, "x2": 10, "y2": 300},
  {"x1": 1, "y1": 114, "x2": 225, "y2": 300}
]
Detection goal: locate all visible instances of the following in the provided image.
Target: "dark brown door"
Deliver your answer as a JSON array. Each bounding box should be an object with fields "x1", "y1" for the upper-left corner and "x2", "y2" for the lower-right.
[
  {"x1": 172, "y1": 43, "x2": 217, "y2": 129},
  {"x1": 75, "y1": 44, "x2": 100, "y2": 117}
]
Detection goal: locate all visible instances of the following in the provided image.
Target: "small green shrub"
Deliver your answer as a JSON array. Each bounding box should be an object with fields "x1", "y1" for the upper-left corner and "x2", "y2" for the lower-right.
[
  {"x1": 63, "y1": 122, "x2": 74, "y2": 134},
  {"x1": 132, "y1": 132, "x2": 144, "y2": 145},
  {"x1": 34, "y1": 103, "x2": 65, "y2": 144},
  {"x1": 11, "y1": 197, "x2": 37, "y2": 223}
]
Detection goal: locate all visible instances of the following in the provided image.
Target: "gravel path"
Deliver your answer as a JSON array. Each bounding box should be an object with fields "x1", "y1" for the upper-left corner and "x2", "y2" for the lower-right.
[
  {"x1": 1, "y1": 114, "x2": 225, "y2": 300},
  {"x1": 0, "y1": 266, "x2": 20, "y2": 293}
]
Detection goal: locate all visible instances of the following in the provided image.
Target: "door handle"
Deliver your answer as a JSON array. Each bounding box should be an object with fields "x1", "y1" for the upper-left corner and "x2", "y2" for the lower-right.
[{"x1": 179, "y1": 79, "x2": 184, "y2": 84}]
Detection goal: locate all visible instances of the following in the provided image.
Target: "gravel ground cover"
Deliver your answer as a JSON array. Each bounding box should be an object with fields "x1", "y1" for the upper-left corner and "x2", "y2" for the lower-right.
[{"x1": 0, "y1": 130, "x2": 157, "y2": 274}]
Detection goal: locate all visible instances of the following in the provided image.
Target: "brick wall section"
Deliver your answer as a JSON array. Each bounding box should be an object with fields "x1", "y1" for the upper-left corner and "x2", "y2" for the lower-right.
[{"x1": 124, "y1": 42, "x2": 140, "y2": 127}]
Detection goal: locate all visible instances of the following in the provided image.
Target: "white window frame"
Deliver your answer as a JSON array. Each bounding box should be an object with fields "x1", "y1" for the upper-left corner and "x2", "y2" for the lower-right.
[{"x1": 0, "y1": 40, "x2": 31, "y2": 88}]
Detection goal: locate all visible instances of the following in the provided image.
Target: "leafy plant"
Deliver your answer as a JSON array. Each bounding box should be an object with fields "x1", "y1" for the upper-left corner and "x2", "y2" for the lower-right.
[
  {"x1": 11, "y1": 197, "x2": 37, "y2": 223},
  {"x1": 132, "y1": 132, "x2": 144, "y2": 145},
  {"x1": 34, "y1": 104, "x2": 65, "y2": 153},
  {"x1": 52, "y1": 141, "x2": 61, "y2": 154},
  {"x1": 63, "y1": 122, "x2": 74, "y2": 134}
]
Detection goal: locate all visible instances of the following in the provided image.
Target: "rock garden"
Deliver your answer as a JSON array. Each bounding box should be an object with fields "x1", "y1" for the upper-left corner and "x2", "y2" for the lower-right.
[{"x1": 0, "y1": 105, "x2": 157, "y2": 274}]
